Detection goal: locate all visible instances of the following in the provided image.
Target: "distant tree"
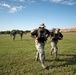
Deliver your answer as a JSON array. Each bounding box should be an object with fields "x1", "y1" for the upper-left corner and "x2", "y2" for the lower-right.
[
  {"x1": 0, "y1": 31, "x2": 5, "y2": 34},
  {"x1": 25, "y1": 30, "x2": 31, "y2": 34},
  {"x1": 5, "y1": 31, "x2": 11, "y2": 34}
]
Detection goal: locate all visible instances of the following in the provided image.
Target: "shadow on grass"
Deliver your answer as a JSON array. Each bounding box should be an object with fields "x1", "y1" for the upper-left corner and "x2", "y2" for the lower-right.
[{"x1": 46, "y1": 53, "x2": 76, "y2": 69}]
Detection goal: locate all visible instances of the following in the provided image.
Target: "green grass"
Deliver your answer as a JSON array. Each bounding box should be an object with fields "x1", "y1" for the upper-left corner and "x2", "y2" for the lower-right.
[{"x1": 0, "y1": 33, "x2": 76, "y2": 75}]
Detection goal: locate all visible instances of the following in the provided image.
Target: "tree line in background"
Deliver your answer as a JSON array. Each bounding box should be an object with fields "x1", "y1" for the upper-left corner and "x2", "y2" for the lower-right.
[
  {"x1": 0, "y1": 28, "x2": 76, "y2": 35},
  {"x1": 0, "y1": 30, "x2": 31, "y2": 34}
]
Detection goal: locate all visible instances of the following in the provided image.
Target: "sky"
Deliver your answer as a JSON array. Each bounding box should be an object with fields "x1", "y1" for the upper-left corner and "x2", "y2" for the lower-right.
[{"x1": 0, "y1": 0, "x2": 76, "y2": 31}]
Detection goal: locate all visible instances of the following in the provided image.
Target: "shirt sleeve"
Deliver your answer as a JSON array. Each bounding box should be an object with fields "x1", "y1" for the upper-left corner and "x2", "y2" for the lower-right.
[
  {"x1": 60, "y1": 33, "x2": 63, "y2": 37},
  {"x1": 46, "y1": 29, "x2": 50, "y2": 36},
  {"x1": 31, "y1": 30, "x2": 38, "y2": 37}
]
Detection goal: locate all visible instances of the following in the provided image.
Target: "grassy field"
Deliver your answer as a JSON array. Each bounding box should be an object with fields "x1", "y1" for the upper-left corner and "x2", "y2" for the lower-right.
[{"x1": 0, "y1": 32, "x2": 76, "y2": 75}]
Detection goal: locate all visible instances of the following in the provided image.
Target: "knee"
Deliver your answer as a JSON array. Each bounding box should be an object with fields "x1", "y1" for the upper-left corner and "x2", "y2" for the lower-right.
[{"x1": 54, "y1": 48, "x2": 58, "y2": 53}]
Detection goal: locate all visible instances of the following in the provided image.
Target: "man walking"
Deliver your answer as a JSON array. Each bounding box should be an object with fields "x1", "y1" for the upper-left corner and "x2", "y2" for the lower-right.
[
  {"x1": 31, "y1": 23, "x2": 50, "y2": 69},
  {"x1": 20, "y1": 31, "x2": 24, "y2": 40},
  {"x1": 50, "y1": 28, "x2": 63, "y2": 60},
  {"x1": 11, "y1": 30, "x2": 16, "y2": 41}
]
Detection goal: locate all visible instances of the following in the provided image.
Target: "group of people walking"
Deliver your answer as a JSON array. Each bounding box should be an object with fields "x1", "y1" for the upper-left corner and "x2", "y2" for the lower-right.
[
  {"x1": 11, "y1": 23, "x2": 63, "y2": 69},
  {"x1": 31, "y1": 23, "x2": 63, "y2": 69},
  {"x1": 11, "y1": 31, "x2": 24, "y2": 40}
]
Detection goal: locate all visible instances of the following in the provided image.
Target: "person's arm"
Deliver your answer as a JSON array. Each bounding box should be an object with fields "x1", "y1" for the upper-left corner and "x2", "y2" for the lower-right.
[
  {"x1": 50, "y1": 32, "x2": 55, "y2": 41},
  {"x1": 31, "y1": 29, "x2": 38, "y2": 40},
  {"x1": 46, "y1": 29, "x2": 50, "y2": 38},
  {"x1": 31, "y1": 34, "x2": 36, "y2": 39},
  {"x1": 59, "y1": 33, "x2": 63, "y2": 40}
]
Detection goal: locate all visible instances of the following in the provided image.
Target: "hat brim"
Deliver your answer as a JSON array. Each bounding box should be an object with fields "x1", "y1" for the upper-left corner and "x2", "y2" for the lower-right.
[{"x1": 39, "y1": 26, "x2": 46, "y2": 28}]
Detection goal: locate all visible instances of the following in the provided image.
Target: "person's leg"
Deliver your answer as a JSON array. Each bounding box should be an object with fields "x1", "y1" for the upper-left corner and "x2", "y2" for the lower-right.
[
  {"x1": 53, "y1": 41, "x2": 59, "y2": 60},
  {"x1": 50, "y1": 41, "x2": 54, "y2": 55},
  {"x1": 35, "y1": 52, "x2": 39, "y2": 61},
  {"x1": 13, "y1": 35, "x2": 15, "y2": 40},
  {"x1": 35, "y1": 40, "x2": 39, "y2": 61},
  {"x1": 35, "y1": 41, "x2": 46, "y2": 69},
  {"x1": 39, "y1": 43, "x2": 47, "y2": 69}
]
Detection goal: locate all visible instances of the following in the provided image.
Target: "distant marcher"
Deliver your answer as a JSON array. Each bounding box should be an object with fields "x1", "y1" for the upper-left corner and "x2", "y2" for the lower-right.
[
  {"x1": 31, "y1": 23, "x2": 50, "y2": 69},
  {"x1": 11, "y1": 31, "x2": 16, "y2": 41},
  {"x1": 20, "y1": 31, "x2": 24, "y2": 40},
  {"x1": 50, "y1": 28, "x2": 63, "y2": 60}
]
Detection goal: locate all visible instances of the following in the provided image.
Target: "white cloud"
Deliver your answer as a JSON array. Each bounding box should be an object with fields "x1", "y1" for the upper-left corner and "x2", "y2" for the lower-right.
[
  {"x1": 27, "y1": 0, "x2": 35, "y2": 3},
  {"x1": 0, "y1": 3, "x2": 25, "y2": 13},
  {"x1": 50, "y1": 0, "x2": 76, "y2": 5},
  {"x1": 0, "y1": 0, "x2": 75, "y2": 14},
  {"x1": 9, "y1": 6, "x2": 25, "y2": 13},
  {"x1": 42, "y1": 0, "x2": 76, "y2": 5},
  {"x1": 0, "y1": 3, "x2": 11, "y2": 8},
  {"x1": 11, "y1": 0, "x2": 35, "y2": 3},
  {"x1": 62, "y1": 0, "x2": 76, "y2": 5},
  {"x1": 9, "y1": 7, "x2": 17, "y2": 13},
  {"x1": 51, "y1": 0, "x2": 63, "y2": 3}
]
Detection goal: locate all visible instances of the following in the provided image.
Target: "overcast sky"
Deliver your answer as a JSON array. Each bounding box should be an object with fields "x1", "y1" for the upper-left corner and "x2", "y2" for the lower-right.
[{"x1": 0, "y1": 0, "x2": 76, "y2": 31}]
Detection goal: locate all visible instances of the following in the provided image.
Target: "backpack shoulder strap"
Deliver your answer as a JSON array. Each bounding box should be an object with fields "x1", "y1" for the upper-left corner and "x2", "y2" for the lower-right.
[{"x1": 38, "y1": 28, "x2": 46, "y2": 37}]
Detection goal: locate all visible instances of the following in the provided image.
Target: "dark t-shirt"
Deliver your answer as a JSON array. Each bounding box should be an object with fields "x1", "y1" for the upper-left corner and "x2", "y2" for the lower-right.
[
  {"x1": 50, "y1": 32, "x2": 63, "y2": 40},
  {"x1": 31, "y1": 29, "x2": 50, "y2": 43}
]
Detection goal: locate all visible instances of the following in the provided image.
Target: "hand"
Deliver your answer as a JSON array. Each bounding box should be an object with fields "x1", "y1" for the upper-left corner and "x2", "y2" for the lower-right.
[
  {"x1": 46, "y1": 34, "x2": 48, "y2": 38},
  {"x1": 51, "y1": 37, "x2": 54, "y2": 39},
  {"x1": 35, "y1": 37, "x2": 38, "y2": 40},
  {"x1": 59, "y1": 37, "x2": 63, "y2": 40}
]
